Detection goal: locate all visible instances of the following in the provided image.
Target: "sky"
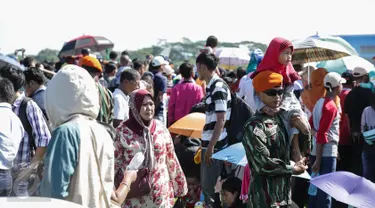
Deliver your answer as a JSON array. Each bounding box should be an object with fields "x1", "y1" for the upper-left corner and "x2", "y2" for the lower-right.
[{"x1": 0, "y1": 0, "x2": 374, "y2": 55}]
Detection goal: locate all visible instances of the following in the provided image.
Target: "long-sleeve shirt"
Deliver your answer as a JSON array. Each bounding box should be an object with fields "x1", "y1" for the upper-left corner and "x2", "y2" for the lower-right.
[
  {"x1": 168, "y1": 80, "x2": 204, "y2": 126},
  {"x1": 242, "y1": 113, "x2": 293, "y2": 208},
  {"x1": 12, "y1": 94, "x2": 51, "y2": 167},
  {"x1": 310, "y1": 98, "x2": 339, "y2": 157}
]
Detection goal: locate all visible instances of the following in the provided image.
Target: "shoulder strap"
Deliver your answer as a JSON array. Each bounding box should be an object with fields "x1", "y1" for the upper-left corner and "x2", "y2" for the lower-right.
[{"x1": 18, "y1": 97, "x2": 36, "y2": 154}]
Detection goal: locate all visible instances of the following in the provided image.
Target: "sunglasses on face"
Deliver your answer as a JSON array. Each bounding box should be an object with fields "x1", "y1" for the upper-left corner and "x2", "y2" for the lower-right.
[{"x1": 263, "y1": 88, "x2": 284, "y2": 96}]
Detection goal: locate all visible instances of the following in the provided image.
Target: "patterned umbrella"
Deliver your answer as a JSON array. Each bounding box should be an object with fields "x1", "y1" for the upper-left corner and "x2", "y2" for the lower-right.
[
  {"x1": 58, "y1": 35, "x2": 114, "y2": 58},
  {"x1": 292, "y1": 36, "x2": 357, "y2": 64},
  {"x1": 215, "y1": 47, "x2": 250, "y2": 70}
]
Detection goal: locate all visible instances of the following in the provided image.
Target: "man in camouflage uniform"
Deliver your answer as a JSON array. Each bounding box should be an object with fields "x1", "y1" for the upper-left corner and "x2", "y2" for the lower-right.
[{"x1": 242, "y1": 71, "x2": 307, "y2": 208}]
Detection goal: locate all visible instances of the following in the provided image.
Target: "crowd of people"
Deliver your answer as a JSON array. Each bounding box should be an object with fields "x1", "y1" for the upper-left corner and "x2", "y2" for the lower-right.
[{"x1": 0, "y1": 35, "x2": 374, "y2": 208}]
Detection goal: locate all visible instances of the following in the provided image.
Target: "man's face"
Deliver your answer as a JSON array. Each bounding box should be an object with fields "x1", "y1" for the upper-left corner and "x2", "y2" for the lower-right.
[
  {"x1": 125, "y1": 77, "x2": 141, "y2": 93},
  {"x1": 196, "y1": 63, "x2": 208, "y2": 80},
  {"x1": 258, "y1": 87, "x2": 284, "y2": 109},
  {"x1": 25, "y1": 81, "x2": 38, "y2": 97}
]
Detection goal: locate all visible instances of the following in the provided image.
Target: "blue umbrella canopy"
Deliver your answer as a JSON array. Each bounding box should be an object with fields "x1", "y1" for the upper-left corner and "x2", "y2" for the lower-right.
[
  {"x1": 317, "y1": 55, "x2": 375, "y2": 75},
  {"x1": 0, "y1": 54, "x2": 25, "y2": 71}
]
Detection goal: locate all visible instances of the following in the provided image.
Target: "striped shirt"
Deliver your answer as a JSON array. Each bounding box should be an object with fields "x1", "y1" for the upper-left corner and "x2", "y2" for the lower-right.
[
  {"x1": 202, "y1": 75, "x2": 231, "y2": 149},
  {"x1": 96, "y1": 83, "x2": 114, "y2": 124},
  {"x1": 12, "y1": 94, "x2": 51, "y2": 168}
]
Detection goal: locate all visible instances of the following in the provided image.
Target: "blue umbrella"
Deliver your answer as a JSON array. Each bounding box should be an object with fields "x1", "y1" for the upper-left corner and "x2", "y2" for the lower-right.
[
  {"x1": 311, "y1": 171, "x2": 375, "y2": 208},
  {"x1": 0, "y1": 54, "x2": 25, "y2": 71},
  {"x1": 212, "y1": 143, "x2": 311, "y2": 180},
  {"x1": 316, "y1": 55, "x2": 374, "y2": 75}
]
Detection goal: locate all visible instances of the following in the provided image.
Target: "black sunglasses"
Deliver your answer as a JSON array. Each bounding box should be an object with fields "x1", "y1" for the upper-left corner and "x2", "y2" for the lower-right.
[{"x1": 263, "y1": 88, "x2": 284, "y2": 96}]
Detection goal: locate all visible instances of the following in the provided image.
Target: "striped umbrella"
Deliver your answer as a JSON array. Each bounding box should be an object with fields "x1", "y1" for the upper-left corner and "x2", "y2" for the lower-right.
[
  {"x1": 292, "y1": 36, "x2": 357, "y2": 65},
  {"x1": 58, "y1": 35, "x2": 114, "y2": 58}
]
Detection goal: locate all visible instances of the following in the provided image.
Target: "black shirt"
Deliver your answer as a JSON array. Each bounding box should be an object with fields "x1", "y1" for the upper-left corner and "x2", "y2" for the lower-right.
[{"x1": 344, "y1": 86, "x2": 373, "y2": 132}]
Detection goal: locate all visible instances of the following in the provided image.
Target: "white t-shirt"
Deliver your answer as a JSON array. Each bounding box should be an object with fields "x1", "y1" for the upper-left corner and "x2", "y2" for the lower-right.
[
  {"x1": 113, "y1": 89, "x2": 130, "y2": 121},
  {"x1": 237, "y1": 75, "x2": 256, "y2": 110}
]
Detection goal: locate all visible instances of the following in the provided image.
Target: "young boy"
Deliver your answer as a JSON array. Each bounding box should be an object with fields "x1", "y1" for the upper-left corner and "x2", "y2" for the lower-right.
[{"x1": 309, "y1": 72, "x2": 344, "y2": 208}]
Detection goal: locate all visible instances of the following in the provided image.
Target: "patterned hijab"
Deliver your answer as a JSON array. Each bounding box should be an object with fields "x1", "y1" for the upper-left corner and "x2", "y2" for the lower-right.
[{"x1": 124, "y1": 89, "x2": 156, "y2": 170}]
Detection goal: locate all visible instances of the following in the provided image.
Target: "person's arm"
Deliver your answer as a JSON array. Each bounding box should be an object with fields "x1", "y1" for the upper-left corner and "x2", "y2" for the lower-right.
[
  {"x1": 312, "y1": 100, "x2": 337, "y2": 173},
  {"x1": 40, "y1": 124, "x2": 79, "y2": 199},
  {"x1": 165, "y1": 129, "x2": 188, "y2": 197},
  {"x1": 205, "y1": 87, "x2": 229, "y2": 165},
  {"x1": 113, "y1": 96, "x2": 125, "y2": 128},
  {"x1": 154, "y1": 77, "x2": 167, "y2": 112},
  {"x1": 111, "y1": 170, "x2": 137, "y2": 205},
  {"x1": 26, "y1": 100, "x2": 51, "y2": 163},
  {"x1": 168, "y1": 87, "x2": 177, "y2": 127},
  {"x1": 242, "y1": 121, "x2": 294, "y2": 176}
]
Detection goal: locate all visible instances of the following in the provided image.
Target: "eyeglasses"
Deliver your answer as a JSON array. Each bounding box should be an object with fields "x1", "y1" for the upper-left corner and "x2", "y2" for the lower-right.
[{"x1": 263, "y1": 89, "x2": 284, "y2": 96}]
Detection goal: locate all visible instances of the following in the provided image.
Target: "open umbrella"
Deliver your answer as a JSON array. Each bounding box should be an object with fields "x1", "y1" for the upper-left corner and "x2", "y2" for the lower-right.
[
  {"x1": 316, "y1": 55, "x2": 375, "y2": 75},
  {"x1": 58, "y1": 35, "x2": 114, "y2": 58},
  {"x1": 168, "y1": 113, "x2": 205, "y2": 138},
  {"x1": 310, "y1": 171, "x2": 375, "y2": 208},
  {"x1": 212, "y1": 143, "x2": 311, "y2": 180},
  {"x1": 292, "y1": 36, "x2": 357, "y2": 65},
  {"x1": 0, "y1": 54, "x2": 25, "y2": 71},
  {"x1": 215, "y1": 47, "x2": 250, "y2": 70}
]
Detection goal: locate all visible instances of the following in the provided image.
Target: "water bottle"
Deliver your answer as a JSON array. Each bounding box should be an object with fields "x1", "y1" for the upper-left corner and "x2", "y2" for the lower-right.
[
  {"x1": 194, "y1": 201, "x2": 204, "y2": 208},
  {"x1": 308, "y1": 172, "x2": 319, "y2": 196}
]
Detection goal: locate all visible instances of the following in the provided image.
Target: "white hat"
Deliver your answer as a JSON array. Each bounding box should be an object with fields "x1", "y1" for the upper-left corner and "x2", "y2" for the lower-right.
[
  {"x1": 151, "y1": 56, "x2": 168, "y2": 67},
  {"x1": 324, "y1": 72, "x2": 346, "y2": 88},
  {"x1": 353, "y1": 67, "x2": 370, "y2": 78},
  {"x1": 163, "y1": 65, "x2": 174, "y2": 75}
]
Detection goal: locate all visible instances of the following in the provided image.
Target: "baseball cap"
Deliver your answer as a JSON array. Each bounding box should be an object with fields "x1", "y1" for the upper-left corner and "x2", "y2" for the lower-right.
[
  {"x1": 79, "y1": 56, "x2": 102, "y2": 72},
  {"x1": 324, "y1": 72, "x2": 346, "y2": 88},
  {"x1": 151, "y1": 56, "x2": 168, "y2": 67},
  {"x1": 163, "y1": 65, "x2": 174, "y2": 75},
  {"x1": 341, "y1": 70, "x2": 354, "y2": 85},
  {"x1": 353, "y1": 67, "x2": 370, "y2": 78}
]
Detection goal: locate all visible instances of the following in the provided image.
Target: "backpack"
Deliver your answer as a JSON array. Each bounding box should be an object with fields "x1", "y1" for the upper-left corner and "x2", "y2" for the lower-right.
[
  {"x1": 18, "y1": 97, "x2": 37, "y2": 156},
  {"x1": 211, "y1": 79, "x2": 254, "y2": 145}
]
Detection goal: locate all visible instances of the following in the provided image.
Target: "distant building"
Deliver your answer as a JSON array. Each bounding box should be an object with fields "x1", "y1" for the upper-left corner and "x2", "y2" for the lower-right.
[{"x1": 337, "y1": 34, "x2": 375, "y2": 63}]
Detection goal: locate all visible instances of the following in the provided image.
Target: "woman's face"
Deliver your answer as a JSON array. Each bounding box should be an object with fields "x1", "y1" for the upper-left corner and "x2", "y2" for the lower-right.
[
  {"x1": 223, "y1": 190, "x2": 237, "y2": 207},
  {"x1": 139, "y1": 96, "x2": 155, "y2": 121},
  {"x1": 279, "y1": 47, "x2": 292, "y2": 66},
  {"x1": 258, "y1": 87, "x2": 284, "y2": 108}
]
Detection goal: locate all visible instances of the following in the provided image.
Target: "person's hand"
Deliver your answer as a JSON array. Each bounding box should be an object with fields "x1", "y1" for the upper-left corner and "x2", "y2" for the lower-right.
[
  {"x1": 204, "y1": 145, "x2": 214, "y2": 166},
  {"x1": 311, "y1": 160, "x2": 321, "y2": 174},
  {"x1": 123, "y1": 170, "x2": 137, "y2": 185},
  {"x1": 291, "y1": 115, "x2": 309, "y2": 134},
  {"x1": 292, "y1": 157, "x2": 308, "y2": 175},
  {"x1": 214, "y1": 176, "x2": 225, "y2": 193}
]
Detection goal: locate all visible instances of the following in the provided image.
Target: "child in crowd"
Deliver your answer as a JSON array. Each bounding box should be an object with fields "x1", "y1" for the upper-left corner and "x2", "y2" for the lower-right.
[{"x1": 251, "y1": 37, "x2": 311, "y2": 161}]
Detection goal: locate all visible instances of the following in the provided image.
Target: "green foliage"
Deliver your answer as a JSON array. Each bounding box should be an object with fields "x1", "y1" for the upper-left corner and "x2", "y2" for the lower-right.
[
  {"x1": 34, "y1": 38, "x2": 267, "y2": 67},
  {"x1": 35, "y1": 48, "x2": 59, "y2": 62}
]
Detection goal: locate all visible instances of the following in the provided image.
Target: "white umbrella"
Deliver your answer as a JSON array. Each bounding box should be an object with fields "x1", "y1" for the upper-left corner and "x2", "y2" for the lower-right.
[{"x1": 215, "y1": 47, "x2": 250, "y2": 70}]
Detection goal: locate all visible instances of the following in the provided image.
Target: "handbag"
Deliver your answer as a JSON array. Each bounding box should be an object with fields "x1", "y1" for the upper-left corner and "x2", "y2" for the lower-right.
[
  {"x1": 114, "y1": 161, "x2": 151, "y2": 198},
  {"x1": 90, "y1": 126, "x2": 121, "y2": 208}
]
